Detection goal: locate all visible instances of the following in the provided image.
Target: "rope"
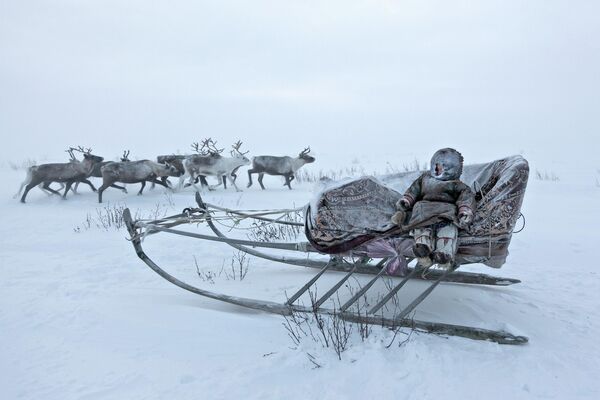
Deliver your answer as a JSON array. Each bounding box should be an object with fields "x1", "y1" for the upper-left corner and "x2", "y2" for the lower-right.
[{"x1": 513, "y1": 213, "x2": 526, "y2": 233}]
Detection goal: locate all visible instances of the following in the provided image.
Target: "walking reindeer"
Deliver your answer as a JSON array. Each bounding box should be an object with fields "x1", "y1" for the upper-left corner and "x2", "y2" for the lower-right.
[
  {"x1": 72, "y1": 150, "x2": 131, "y2": 194},
  {"x1": 14, "y1": 148, "x2": 77, "y2": 198},
  {"x1": 156, "y1": 155, "x2": 187, "y2": 189},
  {"x1": 18, "y1": 147, "x2": 104, "y2": 203},
  {"x1": 179, "y1": 139, "x2": 250, "y2": 192},
  {"x1": 247, "y1": 147, "x2": 315, "y2": 190},
  {"x1": 97, "y1": 160, "x2": 180, "y2": 203}
]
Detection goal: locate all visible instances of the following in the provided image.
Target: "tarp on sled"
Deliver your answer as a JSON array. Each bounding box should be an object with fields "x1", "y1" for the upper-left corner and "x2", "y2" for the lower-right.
[{"x1": 305, "y1": 155, "x2": 529, "y2": 268}]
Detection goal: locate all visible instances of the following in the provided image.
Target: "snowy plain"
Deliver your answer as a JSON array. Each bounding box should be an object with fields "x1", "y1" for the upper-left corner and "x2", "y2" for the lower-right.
[
  {"x1": 2, "y1": 0, "x2": 600, "y2": 399},
  {"x1": 1, "y1": 152, "x2": 600, "y2": 400}
]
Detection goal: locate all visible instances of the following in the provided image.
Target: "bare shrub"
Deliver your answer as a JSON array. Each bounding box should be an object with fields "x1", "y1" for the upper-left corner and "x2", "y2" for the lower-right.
[
  {"x1": 295, "y1": 160, "x2": 426, "y2": 184},
  {"x1": 385, "y1": 159, "x2": 427, "y2": 174},
  {"x1": 192, "y1": 250, "x2": 251, "y2": 283},
  {"x1": 195, "y1": 256, "x2": 216, "y2": 284},
  {"x1": 295, "y1": 166, "x2": 367, "y2": 183},
  {"x1": 283, "y1": 304, "x2": 353, "y2": 362},
  {"x1": 95, "y1": 203, "x2": 129, "y2": 230},
  {"x1": 247, "y1": 211, "x2": 303, "y2": 243},
  {"x1": 73, "y1": 202, "x2": 168, "y2": 232},
  {"x1": 282, "y1": 280, "x2": 416, "y2": 364},
  {"x1": 535, "y1": 169, "x2": 559, "y2": 181},
  {"x1": 224, "y1": 250, "x2": 249, "y2": 281}
]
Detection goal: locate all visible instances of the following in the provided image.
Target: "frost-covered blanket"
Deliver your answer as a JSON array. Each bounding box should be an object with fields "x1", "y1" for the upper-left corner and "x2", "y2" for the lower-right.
[{"x1": 305, "y1": 155, "x2": 529, "y2": 269}]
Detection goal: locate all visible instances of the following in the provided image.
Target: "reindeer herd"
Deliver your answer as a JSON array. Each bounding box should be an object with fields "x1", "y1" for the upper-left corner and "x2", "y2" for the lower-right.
[{"x1": 14, "y1": 140, "x2": 316, "y2": 203}]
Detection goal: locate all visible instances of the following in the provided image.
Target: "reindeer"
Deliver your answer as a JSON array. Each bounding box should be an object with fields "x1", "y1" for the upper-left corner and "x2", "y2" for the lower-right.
[
  {"x1": 247, "y1": 147, "x2": 315, "y2": 190},
  {"x1": 156, "y1": 141, "x2": 221, "y2": 191},
  {"x1": 97, "y1": 160, "x2": 180, "y2": 202},
  {"x1": 19, "y1": 147, "x2": 104, "y2": 203},
  {"x1": 14, "y1": 147, "x2": 95, "y2": 198},
  {"x1": 71, "y1": 150, "x2": 131, "y2": 194},
  {"x1": 156, "y1": 154, "x2": 198, "y2": 189},
  {"x1": 179, "y1": 140, "x2": 250, "y2": 192}
]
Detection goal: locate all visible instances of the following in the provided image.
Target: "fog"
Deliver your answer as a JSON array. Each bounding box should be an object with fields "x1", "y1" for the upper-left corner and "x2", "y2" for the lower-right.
[{"x1": 1, "y1": 0, "x2": 599, "y2": 168}]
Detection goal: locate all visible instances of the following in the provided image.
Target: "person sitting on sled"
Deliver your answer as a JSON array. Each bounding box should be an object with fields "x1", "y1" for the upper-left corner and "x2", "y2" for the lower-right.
[{"x1": 391, "y1": 148, "x2": 476, "y2": 269}]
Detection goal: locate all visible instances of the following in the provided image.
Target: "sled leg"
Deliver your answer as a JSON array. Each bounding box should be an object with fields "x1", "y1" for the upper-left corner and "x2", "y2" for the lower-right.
[
  {"x1": 392, "y1": 266, "x2": 456, "y2": 322},
  {"x1": 313, "y1": 264, "x2": 358, "y2": 309},
  {"x1": 339, "y1": 259, "x2": 389, "y2": 312},
  {"x1": 368, "y1": 267, "x2": 423, "y2": 314},
  {"x1": 285, "y1": 261, "x2": 333, "y2": 305}
]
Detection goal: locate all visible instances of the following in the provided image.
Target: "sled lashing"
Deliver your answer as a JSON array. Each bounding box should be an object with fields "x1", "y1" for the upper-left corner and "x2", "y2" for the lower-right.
[{"x1": 124, "y1": 156, "x2": 529, "y2": 345}]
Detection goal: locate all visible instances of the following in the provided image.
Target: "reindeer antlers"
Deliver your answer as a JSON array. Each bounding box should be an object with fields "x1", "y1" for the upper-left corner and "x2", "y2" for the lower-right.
[
  {"x1": 66, "y1": 146, "x2": 92, "y2": 160},
  {"x1": 121, "y1": 150, "x2": 130, "y2": 162},
  {"x1": 299, "y1": 146, "x2": 311, "y2": 157},
  {"x1": 65, "y1": 148, "x2": 78, "y2": 161},
  {"x1": 191, "y1": 138, "x2": 224, "y2": 156},
  {"x1": 230, "y1": 140, "x2": 249, "y2": 156},
  {"x1": 69, "y1": 145, "x2": 92, "y2": 154}
]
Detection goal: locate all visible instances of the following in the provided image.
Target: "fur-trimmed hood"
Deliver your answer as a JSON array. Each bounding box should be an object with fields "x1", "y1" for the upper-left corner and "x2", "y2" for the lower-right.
[{"x1": 430, "y1": 148, "x2": 463, "y2": 181}]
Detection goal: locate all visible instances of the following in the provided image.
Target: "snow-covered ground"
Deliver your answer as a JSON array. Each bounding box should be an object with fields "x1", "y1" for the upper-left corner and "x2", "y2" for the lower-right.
[
  {"x1": 1, "y1": 157, "x2": 599, "y2": 400},
  {"x1": 2, "y1": 1, "x2": 600, "y2": 398}
]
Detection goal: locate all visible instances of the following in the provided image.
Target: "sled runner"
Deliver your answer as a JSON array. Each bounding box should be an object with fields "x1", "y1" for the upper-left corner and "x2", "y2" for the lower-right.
[{"x1": 124, "y1": 155, "x2": 529, "y2": 345}]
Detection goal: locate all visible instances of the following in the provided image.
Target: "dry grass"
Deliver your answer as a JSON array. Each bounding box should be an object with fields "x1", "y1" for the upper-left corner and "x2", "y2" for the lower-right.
[{"x1": 535, "y1": 169, "x2": 560, "y2": 182}]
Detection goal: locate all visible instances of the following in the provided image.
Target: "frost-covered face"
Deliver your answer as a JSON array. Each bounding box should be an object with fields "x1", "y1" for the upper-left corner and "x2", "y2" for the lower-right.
[{"x1": 429, "y1": 148, "x2": 463, "y2": 181}]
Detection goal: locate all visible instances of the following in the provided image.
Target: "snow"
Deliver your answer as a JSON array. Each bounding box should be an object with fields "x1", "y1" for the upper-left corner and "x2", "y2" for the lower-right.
[
  {"x1": 2, "y1": 1, "x2": 600, "y2": 398},
  {"x1": 1, "y1": 158, "x2": 600, "y2": 400}
]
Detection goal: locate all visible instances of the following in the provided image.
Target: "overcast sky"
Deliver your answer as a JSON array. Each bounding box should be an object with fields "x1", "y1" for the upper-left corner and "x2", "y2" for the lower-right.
[{"x1": 1, "y1": 0, "x2": 598, "y2": 167}]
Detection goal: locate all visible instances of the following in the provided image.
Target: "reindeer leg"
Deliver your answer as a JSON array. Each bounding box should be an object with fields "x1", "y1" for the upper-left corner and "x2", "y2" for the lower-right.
[
  {"x1": 37, "y1": 183, "x2": 52, "y2": 196},
  {"x1": 283, "y1": 174, "x2": 293, "y2": 189},
  {"x1": 21, "y1": 179, "x2": 42, "y2": 203},
  {"x1": 63, "y1": 181, "x2": 74, "y2": 198},
  {"x1": 97, "y1": 182, "x2": 111, "y2": 203},
  {"x1": 80, "y1": 179, "x2": 97, "y2": 192},
  {"x1": 208, "y1": 175, "x2": 224, "y2": 191},
  {"x1": 247, "y1": 169, "x2": 255, "y2": 188},
  {"x1": 151, "y1": 178, "x2": 170, "y2": 190},
  {"x1": 49, "y1": 182, "x2": 65, "y2": 195},
  {"x1": 199, "y1": 175, "x2": 209, "y2": 188},
  {"x1": 258, "y1": 173, "x2": 265, "y2": 190},
  {"x1": 227, "y1": 175, "x2": 241, "y2": 192},
  {"x1": 138, "y1": 181, "x2": 146, "y2": 195},
  {"x1": 42, "y1": 182, "x2": 62, "y2": 196},
  {"x1": 176, "y1": 174, "x2": 187, "y2": 191},
  {"x1": 71, "y1": 181, "x2": 79, "y2": 194},
  {"x1": 110, "y1": 183, "x2": 127, "y2": 193},
  {"x1": 187, "y1": 173, "x2": 198, "y2": 190},
  {"x1": 222, "y1": 175, "x2": 227, "y2": 189}
]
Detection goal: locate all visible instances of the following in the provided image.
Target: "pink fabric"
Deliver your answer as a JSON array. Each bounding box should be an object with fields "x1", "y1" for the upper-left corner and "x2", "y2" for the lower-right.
[{"x1": 362, "y1": 238, "x2": 413, "y2": 276}]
